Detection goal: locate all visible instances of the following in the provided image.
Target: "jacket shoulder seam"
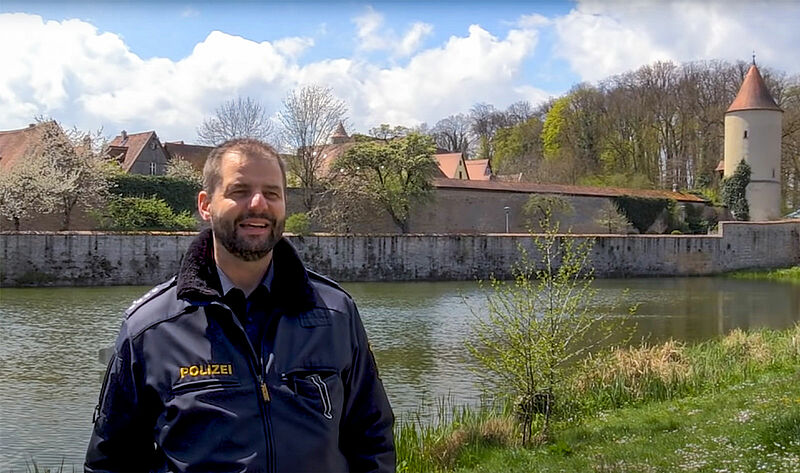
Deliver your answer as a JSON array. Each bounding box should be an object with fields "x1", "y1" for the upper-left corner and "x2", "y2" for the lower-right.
[
  {"x1": 125, "y1": 276, "x2": 178, "y2": 318},
  {"x1": 307, "y1": 270, "x2": 352, "y2": 300}
]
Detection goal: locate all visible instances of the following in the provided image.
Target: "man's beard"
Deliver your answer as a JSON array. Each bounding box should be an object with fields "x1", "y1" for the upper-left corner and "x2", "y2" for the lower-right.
[{"x1": 212, "y1": 211, "x2": 285, "y2": 262}]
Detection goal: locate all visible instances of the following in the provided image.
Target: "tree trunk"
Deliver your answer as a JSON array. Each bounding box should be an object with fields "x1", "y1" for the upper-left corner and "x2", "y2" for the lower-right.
[{"x1": 61, "y1": 207, "x2": 71, "y2": 231}]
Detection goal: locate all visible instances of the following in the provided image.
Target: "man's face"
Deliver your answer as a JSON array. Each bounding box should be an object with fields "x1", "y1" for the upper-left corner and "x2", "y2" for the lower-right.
[{"x1": 198, "y1": 150, "x2": 286, "y2": 262}]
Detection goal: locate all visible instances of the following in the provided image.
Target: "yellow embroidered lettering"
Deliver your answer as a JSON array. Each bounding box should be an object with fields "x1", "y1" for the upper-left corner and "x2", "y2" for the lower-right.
[
  {"x1": 189, "y1": 366, "x2": 199, "y2": 376},
  {"x1": 211, "y1": 365, "x2": 220, "y2": 375},
  {"x1": 199, "y1": 366, "x2": 208, "y2": 376},
  {"x1": 179, "y1": 367, "x2": 189, "y2": 379}
]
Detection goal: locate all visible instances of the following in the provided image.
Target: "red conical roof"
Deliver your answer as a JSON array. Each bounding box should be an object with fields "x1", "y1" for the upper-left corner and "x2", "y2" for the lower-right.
[
  {"x1": 332, "y1": 122, "x2": 348, "y2": 137},
  {"x1": 726, "y1": 64, "x2": 782, "y2": 113}
]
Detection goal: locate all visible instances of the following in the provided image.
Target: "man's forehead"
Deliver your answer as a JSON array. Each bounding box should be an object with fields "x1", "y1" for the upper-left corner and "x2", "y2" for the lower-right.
[{"x1": 218, "y1": 150, "x2": 282, "y2": 186}]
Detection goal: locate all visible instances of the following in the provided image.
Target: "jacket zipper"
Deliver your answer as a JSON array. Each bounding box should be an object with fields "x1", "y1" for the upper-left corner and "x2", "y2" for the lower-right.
[{"x1": 212, "y1": 301, "x2": 275, "y2": 473}]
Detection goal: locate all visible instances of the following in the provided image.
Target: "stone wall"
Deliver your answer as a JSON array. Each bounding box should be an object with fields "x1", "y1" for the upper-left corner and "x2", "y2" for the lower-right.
[
  {"x1": 7, "y1": 186, "x2": 708, "y2": 235},
  {"x1": 2, "y1": 221, "x2": 798, "y2": 287}
]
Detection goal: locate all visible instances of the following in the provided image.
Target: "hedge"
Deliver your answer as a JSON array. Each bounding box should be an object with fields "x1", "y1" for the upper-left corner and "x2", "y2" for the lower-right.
[{"x1": 109, "y1": 174, "x2": 200, "y2": 214}]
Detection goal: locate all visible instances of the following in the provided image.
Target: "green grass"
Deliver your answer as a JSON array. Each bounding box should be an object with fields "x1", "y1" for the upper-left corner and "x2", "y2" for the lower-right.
[
  {"x1": 397, "y1": 325, "x2": 800, "y2": 472},
  {"x1": 726, "y1": 265, "x2": 800, "y2": 284},
  {"x1": 454, "y1": 370, "x2": 800, "y2": 472}
]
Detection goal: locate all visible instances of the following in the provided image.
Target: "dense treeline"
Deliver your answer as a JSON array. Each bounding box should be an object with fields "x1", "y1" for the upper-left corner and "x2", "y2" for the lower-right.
[{"x1": 428, "y1": 60, "x2": 800, "y2": 212}]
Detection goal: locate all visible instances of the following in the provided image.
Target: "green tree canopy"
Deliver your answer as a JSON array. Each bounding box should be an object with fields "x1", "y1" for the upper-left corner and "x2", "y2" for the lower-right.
[{"x1": 332, "y1": 132, "x2": 438, "y2": 233}]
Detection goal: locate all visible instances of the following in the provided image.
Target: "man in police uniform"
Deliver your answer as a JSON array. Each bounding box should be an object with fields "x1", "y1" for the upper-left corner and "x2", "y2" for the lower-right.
[{"x1": 85, "y1": 139, "x2": 395, "y2": 473}]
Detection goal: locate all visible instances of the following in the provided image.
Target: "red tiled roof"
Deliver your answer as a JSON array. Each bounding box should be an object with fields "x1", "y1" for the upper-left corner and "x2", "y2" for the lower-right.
[
  {"x1": 0, "y1": 122, "x2": 63, "y2": 171},
  {"x1": 435, "y1": 153, "x2": 464, "y2": 179},
  {"x1": 465, "y1": 159, "x2": 491, "y2": 181},
  {"x1": 727, "y1": 64, "x2": 782, "y2": 113},
  {"x1": 318, "y1": 142, "x2": 356, "y2": 176},
  {"x1": 164, "y1": 142, "x2": 214, "y2": 172},
  {"x1": 0, "y1": 125, "x2": 39, "y2": 171},
  {"x1": 433, "y1": 178, "x2": 707, "y2": 203},
  {"x1": 109, "y1": 131, "x2": 156, "y2": 172}
]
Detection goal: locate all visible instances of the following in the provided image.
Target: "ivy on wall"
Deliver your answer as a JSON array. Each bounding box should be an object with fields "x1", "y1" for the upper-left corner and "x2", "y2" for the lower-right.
[
  {"x1": 612, "y1": 195, "x2": 674, "y2": 233},
  {"x1": 109, "y1": 175, "x2": 201, "y2": 214},
  {"x1": 721, "y1": 160, "x2": 751, "y2": 221}
]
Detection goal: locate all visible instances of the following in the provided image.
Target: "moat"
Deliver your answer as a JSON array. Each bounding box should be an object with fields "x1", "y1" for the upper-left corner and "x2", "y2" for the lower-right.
[{"x1": 1, "y1": 277, "x2": 799, "y2": 470}]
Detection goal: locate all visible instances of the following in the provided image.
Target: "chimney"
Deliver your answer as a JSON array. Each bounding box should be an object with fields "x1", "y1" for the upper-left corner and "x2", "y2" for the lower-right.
[
  {"x1": 28, "y1": 123, "x2": 35, "y2": 128},
  {"x1": 121, "y1": 130, "x2": 128, "y2": 141}
]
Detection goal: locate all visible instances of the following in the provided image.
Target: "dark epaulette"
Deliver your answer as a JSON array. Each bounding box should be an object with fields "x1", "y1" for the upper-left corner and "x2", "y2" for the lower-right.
[
  {"x1": 125, "y1": 276, "x2": 178, "y2": 318},
  {"x1": 307, "y1": 270, "x2": 352, "y2": 299}
]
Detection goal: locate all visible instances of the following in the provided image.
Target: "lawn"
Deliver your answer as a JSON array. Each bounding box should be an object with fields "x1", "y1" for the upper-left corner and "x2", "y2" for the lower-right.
[{"x1": 453, "y1": 369, "x2": 800, "y2": 472}]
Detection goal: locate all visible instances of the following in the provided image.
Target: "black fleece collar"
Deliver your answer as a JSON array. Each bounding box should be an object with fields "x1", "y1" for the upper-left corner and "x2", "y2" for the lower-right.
[{"x1": 176, "y1": 228, "x2": 317, "y2": 312}]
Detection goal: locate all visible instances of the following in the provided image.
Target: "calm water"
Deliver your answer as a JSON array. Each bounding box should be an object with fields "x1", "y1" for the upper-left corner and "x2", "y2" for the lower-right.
[{"x1": 1, "y1": 278, "x2": 799, "y2": 470}]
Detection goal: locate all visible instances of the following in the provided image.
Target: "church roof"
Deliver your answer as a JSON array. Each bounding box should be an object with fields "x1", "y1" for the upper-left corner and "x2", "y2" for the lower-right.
[{"x1": 726, "y1": 64, "x2": 782, "y2": 113}]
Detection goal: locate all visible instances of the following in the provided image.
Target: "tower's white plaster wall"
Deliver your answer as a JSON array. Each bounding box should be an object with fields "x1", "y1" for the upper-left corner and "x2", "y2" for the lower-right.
[{"x1": 724, "y1": 109, "x2": 783, "y2": 220}]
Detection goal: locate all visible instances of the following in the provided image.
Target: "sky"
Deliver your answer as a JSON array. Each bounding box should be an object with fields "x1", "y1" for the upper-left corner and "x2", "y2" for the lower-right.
[{"x1": 1, "y1": 0, "x2": 799, "y2": 144}]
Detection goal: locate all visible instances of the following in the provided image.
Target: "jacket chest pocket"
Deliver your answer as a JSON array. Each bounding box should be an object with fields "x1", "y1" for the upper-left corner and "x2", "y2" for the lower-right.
[
  {"x1": 171, "y1": 378, "x2": 241, "y2": 395},
  {"x1": 283, "y1": 369, "x2": 341, "y2": 420}
]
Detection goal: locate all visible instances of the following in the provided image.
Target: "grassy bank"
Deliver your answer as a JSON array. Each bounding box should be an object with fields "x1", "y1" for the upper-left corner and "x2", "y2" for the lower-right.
[
  {"x1": 397, "y1": 325, "x2": 800, "y2": 472},
  {"x1": 726, "y1": 265, "x2": 800, "y2": 283}
]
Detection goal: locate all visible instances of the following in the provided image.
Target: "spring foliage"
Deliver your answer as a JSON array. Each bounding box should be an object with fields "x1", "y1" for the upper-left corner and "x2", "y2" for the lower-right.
[{"x1": 466, "y1": 208, "x2": 632, "y2": 444}]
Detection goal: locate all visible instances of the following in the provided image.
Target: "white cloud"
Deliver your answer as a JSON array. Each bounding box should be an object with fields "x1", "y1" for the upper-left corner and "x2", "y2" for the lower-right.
[
  {"x1": 517, "y1": 13, "x2": 550, "y2": 29},
  {"x1": 180, "y1": 6, "x2": 200, "y2": 18},
  {"x1": 554, "y1": 0, "x2": 800, "y2": 82},
  {"x1": 0, "y1": 13, "x2": 548, "y2": 142},
  {"x1": 353, "y1": 6, "x2": 434, "y2": 57},
  {"x1": 273, "y1": 37, "x2": 315, "y2": 59}
]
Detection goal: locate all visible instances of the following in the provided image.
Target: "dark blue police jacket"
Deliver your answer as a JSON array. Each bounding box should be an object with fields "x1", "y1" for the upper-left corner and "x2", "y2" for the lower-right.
[{"x1": 85, "y1": 229, "x2": 395, "y2": 473}]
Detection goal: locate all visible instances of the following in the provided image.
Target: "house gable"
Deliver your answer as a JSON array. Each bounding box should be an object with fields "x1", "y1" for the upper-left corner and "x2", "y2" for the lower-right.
[{"x1": 109, "y1": 131, "x2": 170, "y2": 175}]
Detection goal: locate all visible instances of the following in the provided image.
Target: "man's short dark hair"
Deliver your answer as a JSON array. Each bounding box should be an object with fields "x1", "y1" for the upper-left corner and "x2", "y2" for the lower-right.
[{"x1": 203, "y1": 139, "x2": 286, "y2": 194}]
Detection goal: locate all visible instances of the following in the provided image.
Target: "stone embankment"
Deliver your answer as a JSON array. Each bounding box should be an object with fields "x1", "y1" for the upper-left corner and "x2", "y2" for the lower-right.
[{"x1": 1, "y1": 221, "x2": 798, "y2": 287}]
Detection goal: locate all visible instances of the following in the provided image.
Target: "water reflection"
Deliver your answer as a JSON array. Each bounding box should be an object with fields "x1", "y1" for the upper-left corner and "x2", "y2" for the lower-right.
[{"x1": 0, "y1": 278, "x2": 798, "y2": 470}]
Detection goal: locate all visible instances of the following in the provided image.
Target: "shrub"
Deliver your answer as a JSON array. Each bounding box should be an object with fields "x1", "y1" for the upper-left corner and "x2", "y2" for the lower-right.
[
  {"x1": 285, "y1": 212, "x2": 311, "y2": 235},
  {"x1": 97, "y1": 196, "x2": 196, "y2": 231}
]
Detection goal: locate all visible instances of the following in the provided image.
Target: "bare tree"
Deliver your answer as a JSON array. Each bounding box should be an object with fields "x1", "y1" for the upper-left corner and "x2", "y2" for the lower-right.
[
  {"x1": 431, "y1": 114, "x2": 473, "y2": 154},
  {"x1": 197, "y1": 97, "x2": 275, "y2": 145},
  {"x1": 278, "y1": 85, "x2": 348, "y2": 211},
  {"x1": 505, "y1": 100, "x2": 534, "y2": 124},
  {"x1": 369, "y1": 124, "x2": 410, "y2": 142}
]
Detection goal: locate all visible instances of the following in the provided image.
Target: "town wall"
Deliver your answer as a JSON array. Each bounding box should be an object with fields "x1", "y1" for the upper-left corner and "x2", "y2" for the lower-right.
[
  {"x1": 6, "y1": 186, "x2": 705, "y2": 234},
  {"x1": 2, "y1": 221, "x2": 798, "y2": 287}
]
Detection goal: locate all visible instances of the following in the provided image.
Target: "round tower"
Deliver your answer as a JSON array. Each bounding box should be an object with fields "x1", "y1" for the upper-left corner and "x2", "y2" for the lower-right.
[
  {"x1": 330, "y1": 122, "x2": 350, "y2": 145},
  {"x1": 724, "y1": 63, "x2": 783, "y2": 220}
]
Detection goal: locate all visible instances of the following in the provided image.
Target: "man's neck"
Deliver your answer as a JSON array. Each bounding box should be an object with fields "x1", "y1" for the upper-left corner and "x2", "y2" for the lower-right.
[{"x1": 212, "y1": 238, "x2": 273, "y2": 296}]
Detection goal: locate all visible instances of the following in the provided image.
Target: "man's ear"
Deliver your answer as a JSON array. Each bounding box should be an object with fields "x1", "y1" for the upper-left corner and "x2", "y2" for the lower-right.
[{"x1": 198, "y1": 190, "x2": 212, "y2": 222}]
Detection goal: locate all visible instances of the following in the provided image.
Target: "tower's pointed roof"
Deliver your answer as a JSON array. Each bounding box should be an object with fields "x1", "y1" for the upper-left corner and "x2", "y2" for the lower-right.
[
  {"x1": 332, "y1": 122, "x2": 348, "y2": 138},
  {"x1": 727, "y1": 64, "x2": 782, "y2": 113}
]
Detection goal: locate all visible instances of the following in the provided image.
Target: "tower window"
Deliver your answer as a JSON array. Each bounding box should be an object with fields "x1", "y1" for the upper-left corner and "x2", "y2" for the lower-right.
[
  {"x1": 743, "y1": 130, "x2": 748, "y2": 139},
  {"x1": 150, "y1": 162, "x2": 157, "y2": 175}
]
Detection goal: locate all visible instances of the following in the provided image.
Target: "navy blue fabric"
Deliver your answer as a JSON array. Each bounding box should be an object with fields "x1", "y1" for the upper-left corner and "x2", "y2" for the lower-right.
[{"x1": 85, "y1": 229, "x2": 395, "y2": 473}]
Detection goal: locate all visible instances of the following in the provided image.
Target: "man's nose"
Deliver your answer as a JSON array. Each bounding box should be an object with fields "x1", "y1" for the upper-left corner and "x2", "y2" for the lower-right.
[{"x1": 248, "y1": 192, "x2": 269, "y2": 210}]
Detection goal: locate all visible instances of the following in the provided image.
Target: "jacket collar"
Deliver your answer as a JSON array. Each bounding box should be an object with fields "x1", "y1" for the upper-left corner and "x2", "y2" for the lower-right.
[{"x1": 176, "y1": 228, "x2": 317, "y2": 312}]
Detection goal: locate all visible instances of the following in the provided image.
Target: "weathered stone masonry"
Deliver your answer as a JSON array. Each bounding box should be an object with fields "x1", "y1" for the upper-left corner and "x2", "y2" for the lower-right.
[{"x1": 1, "y1": 221, "x2": 798, "y2": 287}]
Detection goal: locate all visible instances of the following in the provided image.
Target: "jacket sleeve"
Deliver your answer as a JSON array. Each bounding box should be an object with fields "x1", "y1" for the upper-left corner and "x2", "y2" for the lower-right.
[
  {"x1": 85, "y1": 321, "x2": 159, "y2": 473},
  {"x1": 340, "y1": 300, "x2": 396, "y2": 473}
]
